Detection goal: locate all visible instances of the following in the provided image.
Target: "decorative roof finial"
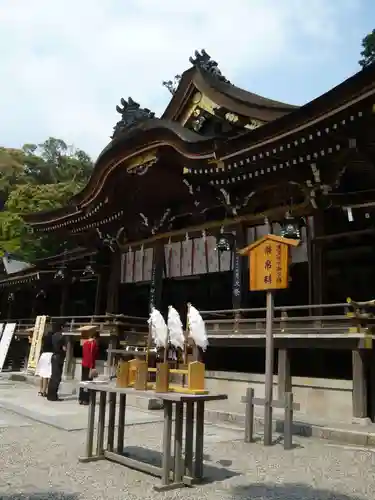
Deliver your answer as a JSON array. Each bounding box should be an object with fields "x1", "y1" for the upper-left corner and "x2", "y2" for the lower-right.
[
  {"x1": 162, "y1": 74, "x2": 182, "y2": 95},
  {"x1": 189, "y1": 49, "x2": 230, "y2": 83},
  {"x1": 111, "y1": 97, "x2": 155, "y2": 139}
]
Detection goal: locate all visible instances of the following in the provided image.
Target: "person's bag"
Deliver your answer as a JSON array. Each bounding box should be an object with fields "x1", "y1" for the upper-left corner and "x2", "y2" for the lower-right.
[{"x1": 89, "y1": 368, "x2": 98, "y2": 379}]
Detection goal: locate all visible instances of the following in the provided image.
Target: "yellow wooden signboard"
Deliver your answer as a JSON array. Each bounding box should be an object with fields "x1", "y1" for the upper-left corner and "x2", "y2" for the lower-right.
[
  {"x1": 27, "y1": 315, "x2": 48, "y2": 372},
  {"x1": 238, "y1": 235, "x2": 300, "y2": 292}
]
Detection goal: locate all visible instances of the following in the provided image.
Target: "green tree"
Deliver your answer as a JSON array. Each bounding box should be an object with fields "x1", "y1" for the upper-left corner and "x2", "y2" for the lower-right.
[
  {"x1": 0, "y1": 138, "x2": 94, "y2": 261},
  {"x1": 0, "y1": 148, "x2": 27, "y2": 204},
  {"x1": 359, "y1": 29, "x2": 375, "y2": 68}
]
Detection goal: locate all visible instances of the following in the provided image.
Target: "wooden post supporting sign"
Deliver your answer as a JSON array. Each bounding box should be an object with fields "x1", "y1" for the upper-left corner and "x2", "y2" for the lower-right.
[{"x1": 239, "y1": 234, "x2": 299, "y2": 446}]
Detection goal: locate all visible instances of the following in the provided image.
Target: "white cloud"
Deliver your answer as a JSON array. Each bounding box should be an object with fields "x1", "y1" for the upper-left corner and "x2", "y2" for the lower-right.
[{"x1": 0, "y1": 0, "x2": 363, "y2": 158}]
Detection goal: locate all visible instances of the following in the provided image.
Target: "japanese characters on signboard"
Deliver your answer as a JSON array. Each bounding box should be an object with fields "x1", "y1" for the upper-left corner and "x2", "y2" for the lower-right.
[{"x1": 249, "y1": 239, "x2": 289, "y2": 291}]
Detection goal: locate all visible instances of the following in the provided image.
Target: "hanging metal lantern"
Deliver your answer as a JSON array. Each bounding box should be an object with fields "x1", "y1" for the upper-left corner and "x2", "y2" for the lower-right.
[
  {"x1": 215, "y1": 227, "x2": 234, "y2": 252},
  {"x1": 35, "y1": 289, "x2": 46, "y2": 299},
  {"x1": 280, "y1": 213, "x2": 301, "y2": 240},
  {"x1": 82, "y1": 264, "x2": 95, "y2": 277},
  {"x1": 54, "y1": 267, "x2": 66, "y2": 280},
  {"x1": 82, "y1": 256, "x2": 96, "y2": 277}
]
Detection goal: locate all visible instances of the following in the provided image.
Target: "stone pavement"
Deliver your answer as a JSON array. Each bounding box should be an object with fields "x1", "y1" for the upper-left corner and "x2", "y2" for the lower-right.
[
  {"x1": 0, "y1": 406, "x2": 32, "y2": 428},
  {"x1": 0, "y1": 380, "x2": 164, "y2": 431},
  {"x1": 3, "y1": 374, "x2": 375, "y2": 447},
  {"x1": 0, "y1": 404, "x2": 374, "y2": 500}
]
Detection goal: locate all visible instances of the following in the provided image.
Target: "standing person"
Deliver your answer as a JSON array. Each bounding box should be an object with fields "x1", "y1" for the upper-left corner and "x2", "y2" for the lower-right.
[
  {"x1": 79, "y1": 331, "x2": 99, "y2": 405},
  {"x1": 35, "y1": 329, "x2": 54, "y2": 397},
  {"x1": 47, "y1": 320, "x2": 66, "y2": 402}
]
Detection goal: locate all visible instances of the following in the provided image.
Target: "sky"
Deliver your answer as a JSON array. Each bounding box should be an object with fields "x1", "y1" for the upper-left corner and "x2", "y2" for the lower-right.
[{"x1": 0, "y1": 0, "x2": 374, "y2": 160}]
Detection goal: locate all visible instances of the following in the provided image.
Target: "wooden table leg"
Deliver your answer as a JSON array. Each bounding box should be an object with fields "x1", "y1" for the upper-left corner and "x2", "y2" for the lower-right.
[
  {"x1": 174, "y1": 402, "x2": 184, "y2": 483},
  {"x1": 107, "y1": 392, "x2": 116, "y2": 452},
  {"x1": 117, "y1": 394, "x2": 126, "y2": 454},
  {"x1": 96, "y1": 391, "x2": 107, "y2": 457},
  {"x1": 184, "y1": 401, "x2": 194, "y2": 478},
  {"x1": 79, "y1": 390, "x2": 99, "y2": 462},
  {"x1": 194, "y1": 400, "x2": 204, "y2": 480},
  {"x1": 153, "y1": 401, "x2": 173, "y2": 491}
]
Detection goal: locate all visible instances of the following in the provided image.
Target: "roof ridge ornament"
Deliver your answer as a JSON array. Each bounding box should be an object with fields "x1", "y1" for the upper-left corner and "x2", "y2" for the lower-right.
[
  {"x1": 162, "y1": 75, "x2": 182, "y2": 95},
  {"x1": 111, "y1": 97, "x2": 155, "y2": 139},
  {"x1": 189, "y1": 49, "x2": 230, "y2": 84}
]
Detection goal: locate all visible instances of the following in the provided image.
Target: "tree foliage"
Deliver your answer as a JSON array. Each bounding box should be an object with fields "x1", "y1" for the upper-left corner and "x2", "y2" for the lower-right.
[
  {"x1": 0, "y1": 137, "x2": 94, "y2": 261},
  {"x1": 359, "y1": 29, "x2": 375, "y2": 68}
]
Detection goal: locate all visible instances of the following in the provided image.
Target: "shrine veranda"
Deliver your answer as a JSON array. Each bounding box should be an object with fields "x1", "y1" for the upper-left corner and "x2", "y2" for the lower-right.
[{"x1": 1, "y1": 51, "x2": 375, "y2": 423}]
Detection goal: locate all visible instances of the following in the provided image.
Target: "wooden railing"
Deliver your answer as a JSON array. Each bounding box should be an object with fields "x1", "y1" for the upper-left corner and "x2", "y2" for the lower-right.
[
  {"x1": 5, "y1": 301, "x2": 375, "y2": 340},
  {"x1": 6, "y1": 314, "x2": 148, "y2": 339},
  {"x1": 201, "y1": 303, "x2": 375, "y2": 337}
]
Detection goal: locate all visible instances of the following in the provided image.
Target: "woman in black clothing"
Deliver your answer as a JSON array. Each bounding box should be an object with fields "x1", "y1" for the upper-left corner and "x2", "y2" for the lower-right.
[
  {"x1": 35, "y1": 329, "x2": 54, "y2": 397},
  {"x1": 47, "y1": 320, "x2": 66, "y2": 402}
]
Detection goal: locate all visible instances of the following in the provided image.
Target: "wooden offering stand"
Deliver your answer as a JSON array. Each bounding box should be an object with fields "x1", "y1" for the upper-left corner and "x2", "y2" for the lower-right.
[
  {"x1": 116, "y1": 307, "x2": 208, "y2": 395},
  {"x1": 117, "y1": 348, "x2": 207, "y2": 394},
  {"x1": 346, "y1": 297, "x2": 375, "y2": 348}
]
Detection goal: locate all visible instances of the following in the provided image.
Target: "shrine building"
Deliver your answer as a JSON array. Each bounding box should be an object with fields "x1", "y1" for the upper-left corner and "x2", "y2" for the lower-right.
[{"x1": 2, "y1": 50, "x2": 375, "y2": 424}]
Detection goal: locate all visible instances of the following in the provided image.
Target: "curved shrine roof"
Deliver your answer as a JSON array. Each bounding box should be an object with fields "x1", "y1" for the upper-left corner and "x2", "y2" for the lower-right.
[
  {"x1": 163, "y1": 68, "x2": 297, "y2": 123},
  {"x1": 23, "y1": 54, "x2": 375, "y2": 230},
  {"x1": 23, "y1": 118, "x2": 216, "y2": 225}
]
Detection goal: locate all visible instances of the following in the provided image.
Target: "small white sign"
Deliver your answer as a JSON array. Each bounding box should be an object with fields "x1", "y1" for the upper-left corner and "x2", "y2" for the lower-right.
[{"x1": 0, "y1": 323, "x2": 16, "y2": 372}]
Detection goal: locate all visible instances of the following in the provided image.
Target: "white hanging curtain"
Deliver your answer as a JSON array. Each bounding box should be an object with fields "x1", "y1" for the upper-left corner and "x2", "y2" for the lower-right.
[
  {"x1": 147, "y1": 308, "x2": 168, "y2": 348},
  {"x1": 187, "y1": 304, "x2": 208, "y2": 352},
  {"x1": 167, "y1": 306, "x2": 185, "y2": 350}
]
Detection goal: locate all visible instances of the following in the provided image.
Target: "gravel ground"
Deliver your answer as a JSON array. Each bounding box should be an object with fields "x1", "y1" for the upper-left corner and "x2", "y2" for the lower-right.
[{"x1": 0, "y1": 407, "x2": 375, "y2": 500}]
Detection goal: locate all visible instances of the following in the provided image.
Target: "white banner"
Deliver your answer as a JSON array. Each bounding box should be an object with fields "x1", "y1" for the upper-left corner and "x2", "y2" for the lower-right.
[
  {"x1": 192, "y1": 237, "x2": 206, "y2": 275},
  {"x1": 124, "y1": 250, "x2": 134, "y2": 283},
  {"x1": 272, "y1": 223, "x2": 308, "y2": 263},
  {"x1": 219, "y1": 249, "x2": 232, "y2": 272},
  {"x1": 122, "y1": 247, "x2": 155, "y2": 283},
  {"x1": 134, "y1": 249, "x2": 143, "y2": 282},
  {"x1": 246, "y1": 227, "x2": 256, "y2": 246},
  {"x1": 181, "y1": 239, "x2": 193, "y2": 276},
  {"x1": 170, "y1": 242, "x2": 181, "y2": 277},
  {"x1": 255, "y1": 223, "x2": 269, "y2": 239},
  {"x1": 0, "y1": 323, "x2": 16, "y2": 372},
  {"x1": 0, "y1": 323, "x2": 4, "y2": 340},
  {"x1": 206, "y1": 235, "x2": 219, "y2": 273},
  {"x1": 143, "y1": 248, "x2": 154, "y2": 281}
]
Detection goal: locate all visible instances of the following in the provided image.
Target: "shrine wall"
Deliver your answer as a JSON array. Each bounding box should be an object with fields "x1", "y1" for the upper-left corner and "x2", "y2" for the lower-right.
[
  {"x1": 67, "y1": 357, "x2": 352, "y2": 422},
  {"x1": 204, "y1": 371, "x2": 353, "y2": 423}
]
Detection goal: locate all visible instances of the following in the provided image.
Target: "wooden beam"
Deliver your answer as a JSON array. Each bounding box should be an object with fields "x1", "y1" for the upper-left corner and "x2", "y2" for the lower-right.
[{"x1": 120, "y1": 202, "x2": 310, "y2": 250}]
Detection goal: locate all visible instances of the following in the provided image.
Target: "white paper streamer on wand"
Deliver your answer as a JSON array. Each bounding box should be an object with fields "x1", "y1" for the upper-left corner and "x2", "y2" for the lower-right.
[
  {"x1": 147, "y1": 308, "x2": 168, "y2": 348},
  {"x1": 187, "y1": 304, "x2": 208, "y2": 351},
  {"x1": 167, "y1": 306, "x2": 185, "y2": 350}
]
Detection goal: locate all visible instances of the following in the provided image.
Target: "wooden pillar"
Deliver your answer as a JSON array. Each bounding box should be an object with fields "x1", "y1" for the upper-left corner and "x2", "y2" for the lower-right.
[
  {"x1": 369, "y1": 348, "x2": 375, "y2": 422},
  {"x1": 106, "y1": 251, "x2": 121, "y2": 314},
  {"x1": 60, "y1": 282, "x2": 69, "y2": 317},
  {"x1": 278, "y1": 348, "x2": 292, "y2": 400},
  {"x1": 311, "y1": 213, "x2": 324, "y2": 308},
  {"x1": 352, "y1": 349, "x2": 367, "y2": 419},
  {"x1": 63, "y1": 335, "x2": 75, "y2": 380},
  {"x1": 94, "y1": 273, "x2": 102, "y2": 315},
  {"x1": 232, "y1": 225, "x2": 246, "y2": 316},
  {"x1": 149, "y1": 241, "x2": 164, "y2": 312},
  {"x1": 105, "y1": 253, "x2": 120, "y2": 376},
  {"x1": 306, "y1": 216, "x2": 314, "y2": 307}
]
